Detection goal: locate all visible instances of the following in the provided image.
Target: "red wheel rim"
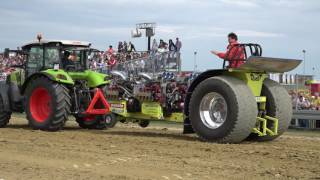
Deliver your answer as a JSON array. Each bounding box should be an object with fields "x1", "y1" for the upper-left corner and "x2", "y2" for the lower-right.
[{"x1": 30, "y1": 87, "x2": 51, "y2": 123}]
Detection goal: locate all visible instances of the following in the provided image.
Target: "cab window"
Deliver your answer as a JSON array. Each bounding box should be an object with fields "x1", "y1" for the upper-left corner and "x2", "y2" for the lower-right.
[
  {"x1": 27, "y1": 47, "x2": 43, "y2": 69},
  {"x1": 62, "y1": 49, "x2": 86, "y2": 71},
  {"x1": 44, "y1": 47, "x2": 59, "y2": 69}
]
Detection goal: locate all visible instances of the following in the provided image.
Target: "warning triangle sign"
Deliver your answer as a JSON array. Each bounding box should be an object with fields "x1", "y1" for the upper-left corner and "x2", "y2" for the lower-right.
[{"x1": 84, "y1": 88, "x2": 110, "y2": 115}]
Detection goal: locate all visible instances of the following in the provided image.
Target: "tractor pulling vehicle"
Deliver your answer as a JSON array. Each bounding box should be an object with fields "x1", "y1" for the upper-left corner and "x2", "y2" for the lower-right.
[
  {"x1": 106, "y1": 44, "x2": 301, "y2": 143},
  {"x1": 0, "y1": 39, "x2": 113, "y2": 131},
  {"x1": 0, "y1": 39, "x2": 301, "y2": 143}
]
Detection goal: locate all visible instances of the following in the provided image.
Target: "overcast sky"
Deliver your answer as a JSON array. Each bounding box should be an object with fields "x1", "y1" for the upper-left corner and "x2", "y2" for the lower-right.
[{"x1": 0, "y1": 0, "x2": 319, "y2": 77}]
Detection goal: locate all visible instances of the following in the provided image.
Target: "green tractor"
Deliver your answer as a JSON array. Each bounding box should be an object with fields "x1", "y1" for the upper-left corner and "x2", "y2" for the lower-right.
[
  {"x1": 0, "y1": 39, "x2": 114, "y2": 131},
  {"x1": 106, "y1": 43, "x2": 301, "y2": 143}
]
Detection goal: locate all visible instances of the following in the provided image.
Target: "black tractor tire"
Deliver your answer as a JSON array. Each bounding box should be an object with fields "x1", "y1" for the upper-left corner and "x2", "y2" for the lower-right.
[
  {"x1": 76, "y1": 115, "x2": 109, "y2": 130},
  {"x1": 105, "y1": 113, "x2": 118, "y2": 128},
  {"x1": 247, "y1": 79, "x2": 292, "y2": 141},
  {"x1": 189, "y1": 76, "x2": 257, "y2": 143},
  {"x1": 0, "y1": 95, "x2": 11, "y2": 128},
  {"x1": 138, "y1": 120, "x2": 150, "y2": 128},
  {"x1": 25, "y1": 76, "x2": 71, "y2": 131}
]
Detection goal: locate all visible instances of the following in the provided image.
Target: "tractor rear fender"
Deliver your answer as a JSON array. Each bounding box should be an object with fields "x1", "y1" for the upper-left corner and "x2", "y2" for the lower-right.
[
  {"x1": 0, "y1": 81, "x2": 11, "y2": 112},
  {"x1": 21, "y1": 71, "x2": 74, "y2": 94},
  {"x1": 41, "y1": 69, "x2": 74, "y2": 85},
  {"x1": 183, "y1": 69, "x2": 225, "y2": 133}
]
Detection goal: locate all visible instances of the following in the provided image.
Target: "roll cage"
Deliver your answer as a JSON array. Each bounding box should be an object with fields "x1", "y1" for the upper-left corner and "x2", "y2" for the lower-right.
[{"x1": 222, "y1": 43, "x2": 262, "y2": 69}]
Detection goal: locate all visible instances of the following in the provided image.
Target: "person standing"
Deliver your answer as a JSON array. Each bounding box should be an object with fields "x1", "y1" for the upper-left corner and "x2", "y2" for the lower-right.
[
  {"x1": 151, "y1": 39, "x2": 158, "y2": 53},
  {"x1": 150, "y1": 39, "x2": 159, "y2": 71},
  {"x1": 168, "y1": 39, "x2": 177, "y2": 58},
  {"x1": 175, "y1": 37, "x2": 182, "y2": 70},
  {"x1": 158, "y1": 39, "x2": 168, "y2": 50},
  {"x1": 175, "y1": 37, "x2": 182, "y2": 52},
  {"x1": 117, "y1": 41, "x2": 123, "y2": 53},
  {"x1": 169, "y1": 39, "x2": 177, "y2": 52},
  {"x1": 123, "y1": 41, "x2": 128, "y2": 53},
  {"x1": 127, "y1": 41, "x2": 136, "y2": 53},
  {"x1": 106, "y1": 45, "x2": 114, "y2": 55},
  {"x1": 107, "y1": 55, "x2": 117, "y2": 72}
]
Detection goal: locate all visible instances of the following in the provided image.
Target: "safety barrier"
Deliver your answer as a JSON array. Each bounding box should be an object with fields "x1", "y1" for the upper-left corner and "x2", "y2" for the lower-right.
[{"x1": 290, "y1": 110, "x2": 320, "y2": 130}]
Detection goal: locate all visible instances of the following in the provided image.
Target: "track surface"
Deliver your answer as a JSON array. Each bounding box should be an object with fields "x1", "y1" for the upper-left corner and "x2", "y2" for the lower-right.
[{"x1": 0, "y1": 115, "x2": 319, "y2": 180}]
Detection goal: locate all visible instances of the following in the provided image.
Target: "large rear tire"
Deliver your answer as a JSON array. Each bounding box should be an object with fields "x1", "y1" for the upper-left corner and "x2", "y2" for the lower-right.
[
  {"x1": 25, "y1": 77, "x2": 71, "y2": 131},
  {"x1": 247, "y1": 79, "x2": 292, "y2": 141},
  {"x1": 189, "y1": 76, "x2": 257, "y2": 143},
  {"x1": 0, "y1": 95, "x2": 11, "y2": 128}
]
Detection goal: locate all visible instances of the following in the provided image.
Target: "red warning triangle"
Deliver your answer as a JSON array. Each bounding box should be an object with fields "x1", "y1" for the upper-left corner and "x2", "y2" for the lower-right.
[{"x1": 84, "y1": 88, "x2": 110, "y2": 115}]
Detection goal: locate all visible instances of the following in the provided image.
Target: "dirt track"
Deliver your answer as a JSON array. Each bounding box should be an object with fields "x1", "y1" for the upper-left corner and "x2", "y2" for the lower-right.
[{"x1": 0, "y1": 115, "x2": 319, "y2": 180}]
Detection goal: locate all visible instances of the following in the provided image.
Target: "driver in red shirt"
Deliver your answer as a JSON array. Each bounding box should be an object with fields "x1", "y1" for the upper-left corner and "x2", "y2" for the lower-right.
[{"x1": 211, "y1": 32, "x2": 245, "y2": 68}]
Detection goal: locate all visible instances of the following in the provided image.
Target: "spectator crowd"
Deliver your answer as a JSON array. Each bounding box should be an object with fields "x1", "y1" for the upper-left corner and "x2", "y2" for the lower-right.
[
  {"x1": 0, "y1": 53, "x2": 26, "y2": 80},
  {"x1": 289, "y1": 90, "x2": 320, "y2": 110},
  {"x1": 88, "y1": 38, "x2": 182, "y2": 73}
]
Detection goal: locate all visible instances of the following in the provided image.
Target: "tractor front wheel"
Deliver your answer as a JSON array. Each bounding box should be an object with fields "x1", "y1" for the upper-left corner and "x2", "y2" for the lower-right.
[
  {"x1": 105, "y1": 113, "x2": 118, "y2": 128},
  {"x1": 25, "y1": 77, "x2": 71, "y2": 131},
  {"x1": 0, "y1": 95, "x2": 11, "y2": 128},
  {"x1": 76, "y1": 114, "x2": 115, "y2": 130},
  {"x1": 138, "y1": 120, "x2": 150, "y2": 128}
]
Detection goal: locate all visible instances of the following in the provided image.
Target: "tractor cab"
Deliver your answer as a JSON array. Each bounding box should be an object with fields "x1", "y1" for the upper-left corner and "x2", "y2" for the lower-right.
[{"x1": 22, "y1": 40, "x2": 92, "y2": 77}]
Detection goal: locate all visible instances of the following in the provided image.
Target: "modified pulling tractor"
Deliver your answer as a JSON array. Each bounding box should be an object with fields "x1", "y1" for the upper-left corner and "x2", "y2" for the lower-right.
[
  {"x1": 106, "y1": 44, "x2": 301, "y2": 143},
  {"x1": 0, "y1": 39, "x2": 113, "y2": 131}
]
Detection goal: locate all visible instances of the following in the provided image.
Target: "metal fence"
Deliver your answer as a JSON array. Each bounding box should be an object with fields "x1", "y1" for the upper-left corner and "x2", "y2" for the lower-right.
[{"x1": 103, "y1": 51, "x2": 181, "y2": 78}]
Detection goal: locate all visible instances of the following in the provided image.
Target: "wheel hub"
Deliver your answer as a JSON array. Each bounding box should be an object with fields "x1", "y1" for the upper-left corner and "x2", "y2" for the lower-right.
[
  {"x1": 199, "y1": 92, "x2": 228, "y2": 129},
  {"x1": 105, "y1": 115, "x2": 112, "y2": 124},
  {"x1": 29, "y1": 87, "x2": 51, "y2": 123}
]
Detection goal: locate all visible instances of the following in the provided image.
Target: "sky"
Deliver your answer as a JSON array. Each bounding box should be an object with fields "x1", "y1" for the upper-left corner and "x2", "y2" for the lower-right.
[{"x1": 0, "y1": 0, "x2": 319, "y2": 77}]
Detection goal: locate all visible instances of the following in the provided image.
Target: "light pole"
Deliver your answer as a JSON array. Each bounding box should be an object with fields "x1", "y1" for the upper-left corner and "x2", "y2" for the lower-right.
[
  {"x1": 194, "y1": 51, "x2": 197, "y2": 72},
  {"x1": 302, "y1": 49, "x2": 306, "y2": 75},
  {"x1": 312, "y1": 67, "x2": 315, "y2": 77},
  {"x1": 295, "y1": 73, "x2": 298, "y2": 111}
]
